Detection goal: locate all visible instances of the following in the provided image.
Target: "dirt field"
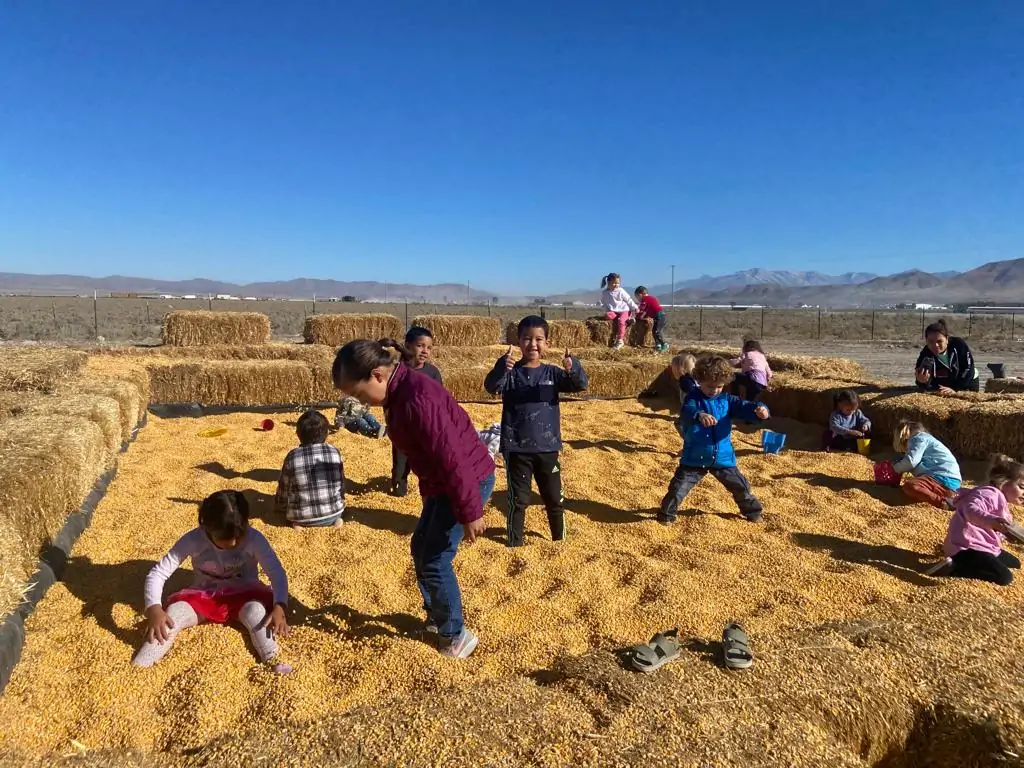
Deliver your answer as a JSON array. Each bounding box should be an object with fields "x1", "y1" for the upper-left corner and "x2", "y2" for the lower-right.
[
  {"x1": 3, "y1": 295, "x2": 1024, "y2": 347},
  {"x1": 0, "y1": 400, "x2": 1020, "y2": 765}
]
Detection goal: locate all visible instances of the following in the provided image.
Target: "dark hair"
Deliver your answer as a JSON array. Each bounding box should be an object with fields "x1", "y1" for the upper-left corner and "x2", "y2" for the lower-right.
[
  {"x1": 693, "y1": 355, "x2": 735, "y2": 386},
  {"x1": 924, "y1": 318, "x2": 949, "y2": 338},
  {"x1": 405, "y1": 326, "x2": 434, "y2": 346},
  {"x1": 987, "y1": 453, "x2": 1024, "y2": 487},
  {"x1": 600, "y1": 272, "x2": 621, "y2": 289},
  {"x1": 634, "y1": 285, "x2": 648, "y2": 296},
  {"x1": 742, "y1": 339, "x2": 764, "y2": 354},
  {"x1": 517, "y1": 315, "x2": 549, "y2": 340},
  {"x1": 833, "y1": 389, "x2": 860, "y2": 409},
  {"x1": 297, "y1": 409, "x2": 328, "y2": 444},
  {"x1": 332, "y1": 338, "x2": 406, "y2": 387},
  {"x1": 198, "y1": 490, "x2": 249, "y2": 541}
]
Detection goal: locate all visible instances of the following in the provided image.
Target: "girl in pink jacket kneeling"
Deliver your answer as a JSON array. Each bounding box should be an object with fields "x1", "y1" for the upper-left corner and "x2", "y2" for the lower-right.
[{"x1": 944, "y1": 454, "x2": 1023, "y2": 586}]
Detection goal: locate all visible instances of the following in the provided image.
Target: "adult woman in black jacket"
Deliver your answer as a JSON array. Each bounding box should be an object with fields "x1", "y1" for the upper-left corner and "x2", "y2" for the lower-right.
[{"x1": 914, "y1": 319, "x2": 979, "y2": 393}]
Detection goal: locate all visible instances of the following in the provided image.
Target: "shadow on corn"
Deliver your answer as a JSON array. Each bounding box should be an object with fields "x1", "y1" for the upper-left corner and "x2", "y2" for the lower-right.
[
  {"x1": 195, "y1": 461, "x2": 280, "y2": 484},
  {"x1": 62, "y1": 556, "x2": 193, "y2": 647},
  {"x1": 289, "y1": 596, "x2": 424, "y2": 640},
  {"x1": 791, "y1": 532, "x2": 935, "y2": 587}
]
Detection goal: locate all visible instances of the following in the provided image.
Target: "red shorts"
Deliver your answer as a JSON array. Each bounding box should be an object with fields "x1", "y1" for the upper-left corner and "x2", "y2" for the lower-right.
[{"x1": 167, "y1": 585, "x2": 274, "y2": 624}]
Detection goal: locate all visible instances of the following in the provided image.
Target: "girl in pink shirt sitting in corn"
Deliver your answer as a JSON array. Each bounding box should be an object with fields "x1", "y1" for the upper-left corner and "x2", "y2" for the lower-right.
[
  {"x1": 944, "y1": 453, "x2": 1022, "y2": 586},
  {"x1": 730, "y1": 339, "x2": 772, "y2": 400}
]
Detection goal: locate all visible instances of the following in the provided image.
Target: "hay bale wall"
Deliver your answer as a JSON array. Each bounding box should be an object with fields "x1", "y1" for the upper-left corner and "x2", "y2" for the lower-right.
[
  {"x1": 985, "y1": 378, "x2": 1024, "y2": 394},
  {"x1": 94, "y1": 343, "x2": 336, "y2": 366},
  {"x1": 303, "y1": 314, "x2": 404, "y2": 346},
  {"x1": 0, "y1": 415, "x2": 107, "y2": 612},
  {"x1": 675, "y1": 344, "x2": 868, "y2": 382},
  {"x1": 66, "y1": 377, "x2": 144, "y2": 443},
  {"x1": 411, "y1": 315, "x2": 502, "y2": 347},
  {"x1": 161, "y1": 311, "x2": 272, "y2": 346},
  {"x1": 504, "y1": 319, "x2": 596, "y2": 348},
  {"x1": 147, "y1": 360, "x2": 315, "y2": 406},
  {"x1": 585, "y1": 318, "x2": 653, "y2": 348},
  {"x1": 0, "y1": 348, "x2": 87, "y2": 393}
]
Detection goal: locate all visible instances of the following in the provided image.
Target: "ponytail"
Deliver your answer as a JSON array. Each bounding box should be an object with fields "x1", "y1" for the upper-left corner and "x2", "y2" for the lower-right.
[
  {"x1": 893, "y1": 419, "x2": 926, "y2": 453},
  {"x1": 601, "y1": 272, "x2": 621, "y2": 289},
  {"x1": 332, "y1": 339, "x2": 403, "y2": 388}
]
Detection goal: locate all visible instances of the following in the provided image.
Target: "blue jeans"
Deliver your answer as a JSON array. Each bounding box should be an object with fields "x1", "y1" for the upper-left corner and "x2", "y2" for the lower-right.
[
  {"x1": 411, "y1": 474, "x2": 495, "y2": 642},
  {"x1": 344, "y1": 413, "x2": 381, "y2": 438}
]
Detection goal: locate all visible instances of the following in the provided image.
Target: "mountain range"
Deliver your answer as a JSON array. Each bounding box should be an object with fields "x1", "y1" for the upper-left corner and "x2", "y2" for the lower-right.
[{"x1": 0, "y1": 259, "x2": 1020, "y2": 307}]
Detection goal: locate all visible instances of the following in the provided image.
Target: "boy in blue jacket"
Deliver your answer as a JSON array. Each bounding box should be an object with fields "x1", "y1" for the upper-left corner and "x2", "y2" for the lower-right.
[
  {"x1": 659, "y1": 355, "x2": 770, "y2": 525},
  {"x1": 484, "y1": 315, "x2": 589, "y2": 546}
]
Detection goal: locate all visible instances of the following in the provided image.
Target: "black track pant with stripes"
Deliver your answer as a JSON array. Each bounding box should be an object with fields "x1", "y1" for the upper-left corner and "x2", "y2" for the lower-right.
[{"x1": 504, "y1": 451, "x2": 564, "y2": 546}]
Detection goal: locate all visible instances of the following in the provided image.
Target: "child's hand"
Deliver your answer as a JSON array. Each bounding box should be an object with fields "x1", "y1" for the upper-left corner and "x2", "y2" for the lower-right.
[
  {"x1": 145, "y1": 605, "x2": 174, "y2": 644},
  {"x1": 937, "y1": 385, "x2": 954, "y2": 396},
  {"x1": 915, "y1": 368, "x2": 931, "y2": 384},
  {"x1": 849, "y1": 429, "x2": 863, "y2": 438},
  {"x1": 562, "y1": 349, "x2": 573, "y2": 373},
  {"x1": 698, "y1": 413, "x2": 717, "y2": 427},
  {"x1": 504, "y1": 345, "x2": 515, "y2": 371},
  {"x1": 463, "y1": 517, "x2": 486, "y2": 543},
  {"x1": 754, "y1": 405, "x2": 769, "y2": 420},
  {"x1": 259, "y1": 604, "x2": 290, "y2": 639}
]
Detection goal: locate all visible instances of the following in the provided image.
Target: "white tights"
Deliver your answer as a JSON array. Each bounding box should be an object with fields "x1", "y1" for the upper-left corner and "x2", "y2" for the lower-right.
[{"x1": 131, "y1": 600, "x2": 279, "y2": 667}]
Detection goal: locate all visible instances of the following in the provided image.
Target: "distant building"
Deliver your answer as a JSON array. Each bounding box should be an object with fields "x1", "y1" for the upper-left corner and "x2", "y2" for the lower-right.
[{"x1": 181, "y1": 294, "x2": 197, "y2": 300}]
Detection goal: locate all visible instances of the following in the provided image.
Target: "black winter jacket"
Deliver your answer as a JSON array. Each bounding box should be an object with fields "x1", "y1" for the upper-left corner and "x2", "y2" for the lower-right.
[{"x1": 914, "y1": 336, "x2": 976, "y2": 391}]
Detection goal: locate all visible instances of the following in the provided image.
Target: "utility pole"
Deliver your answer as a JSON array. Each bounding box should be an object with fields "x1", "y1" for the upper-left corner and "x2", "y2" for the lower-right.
[
  {"x1": 670, "y1": 265, "x2": 676, "y2": 307},
  {"x1": 384, "y1": 281, "x2": 388, "y2": 302},
  {"x1": 466, "y1": 280, "x2": 470, "y2": 305}
]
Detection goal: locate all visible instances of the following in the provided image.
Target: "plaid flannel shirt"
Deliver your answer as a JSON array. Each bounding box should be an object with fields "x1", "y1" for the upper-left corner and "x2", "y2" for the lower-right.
[{"x1": 275, "y1": 443, "x2": 346, "y2": 524}]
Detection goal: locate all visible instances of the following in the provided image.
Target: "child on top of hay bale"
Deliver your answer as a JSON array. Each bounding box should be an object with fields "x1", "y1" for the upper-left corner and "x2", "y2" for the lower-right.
[
  {"x1": 943, "y1": 453, "x2": 1023, "y2": 586},
  {"x1": 336, "y1": 395, "x2": 385, "y2": 438},
  {"x1": 600, "y1": 272, "x2": 638, "y2": 350},
  {"x1": 484, "y1": 315, "x2": 589, "y2": 547},
  {"x1": 333, "y1": 339, "x2": 496, "y2": 659},
  {"x1": 275, "y1": 410, "x2": 346, "y2": 529},
  {"x1": 892, "y1": 419, "x2": 962, "y2": 508},
  {"x1": 634, "y1": 285, "x2": 669, "y2": 353},
  {"x1": 823, "y1": 389, "x2": 872, "y2": 452},
  {"x1": 132, "y1": 490, "x2": 292, "y2": 674},
  {"x1": 659, "y1": 355, "x2": 770, "y2": 525},
  {"x1": 392, "y1": 326, "x2": 444, "y2": 497},
  {"x1": 730, "y1": 339, "x2": 772, "y2": 400}
]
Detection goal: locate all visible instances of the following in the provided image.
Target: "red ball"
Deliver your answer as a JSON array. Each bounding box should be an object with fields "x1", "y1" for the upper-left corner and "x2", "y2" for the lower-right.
[{"x1": 261, "y1": 418, "x2": 275, "y2": 431}]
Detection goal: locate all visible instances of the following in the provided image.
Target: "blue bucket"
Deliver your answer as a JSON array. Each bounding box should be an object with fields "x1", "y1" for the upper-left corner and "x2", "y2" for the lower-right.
[{"x1": 762, "y1": 430, "x2": 786, "y2": 454}]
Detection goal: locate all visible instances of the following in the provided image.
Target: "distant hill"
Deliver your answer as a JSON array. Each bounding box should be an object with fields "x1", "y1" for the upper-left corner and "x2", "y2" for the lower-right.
[
  {"x1": 4, "y1": 257, "x2": 1024, "y2": 307},
  {"x1": 0, "y1": 273, "x2": 496, "y2": 304}
]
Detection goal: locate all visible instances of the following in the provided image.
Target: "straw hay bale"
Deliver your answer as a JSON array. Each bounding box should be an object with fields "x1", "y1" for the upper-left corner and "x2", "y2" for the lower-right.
[
  {"x1": 0, "y1": 512, "x2": 27, "y2": 620},
  {"x1": 64, "y1": 376, "x2": 143, "y2": 443},
  {"x1": 504, "y1": 319, "x2": 595, "y2": 348},
  {"x1": 0, "y1": 415, "x2": 106, "y2": 579},
  {"x1": 0, "y1": 391, "x2": 39, "y2": 422},
  {"x1": 0, "y1": 348, "x2": 87, "y2": 393},
  {"x1": 303, "y1": 314, "x2": 403, "y2": 346},
  {"x1": 760, "y1": 376, "x2": 871, "y2": 425},
  {"x1": 955, "y1": 399, "x2": 1024, "y2": 459},
  {"x1": 94, "y1": 343, "x2": 336, "y2": 366},
  {"x1": 585, "y1": 317, "x2": 653, "y2": 348},
  {"x1": 83, "y1": 358, "x2": 152, "y2": 415},
  {"x1": 21, "y1": 394, "x2": 122, "y2": 467},
  {"x1": 160, "y1": 311, "x2": 271, "y2": 346},
  {"x1": 863, "y1": 390, "x2": 975, "y2": 448},
  {"x1": 435, "y1": 364, "x2": 500, "y2": 402},
  {"x1": 147, "y1": 360, "x2": 314, "y2": 406},
  {"x1": 411, "y1": 315, "x2": 502, "y2": 347},
  {"x1": 985, "y1": 377, "x2": 1024, "y2": 394},
  {"x1": 675, "y1": 345, "x2": 867, "y2": 381}
]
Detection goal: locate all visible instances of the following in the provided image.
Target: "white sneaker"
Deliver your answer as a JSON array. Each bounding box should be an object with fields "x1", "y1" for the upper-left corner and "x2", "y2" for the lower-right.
[{"x1": 613, "y1": 339, "x2": 625, "y2": 350}]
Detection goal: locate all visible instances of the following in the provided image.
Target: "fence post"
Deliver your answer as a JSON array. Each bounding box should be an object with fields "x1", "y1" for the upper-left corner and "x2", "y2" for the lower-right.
[
  {"x1": 817, "y1": 308, "x2": 821, "y2": 340},
  {"x1": 563, "y1": 306, "x2": 567, "y2": 321},
  {"x1": 1013, "y1": 314, "x2": 1016, "y2": 341},
  {"x1": 208, "y1": 294, "x2": 212, "y2": 311},
  {"x1": 920, "y1": 311, "x2": 925, "y2": 338},
  {"x1": 93, "y1": 291, "x2": 99, "y2": 339},
  {"x1": 698, "y1": 306, "x2": 703, "y2": 340},
  {"x1": 312, "y1": 295, "x2": 316, "y2": 315},
  {"x1": 145, "y1": 302, "x2": 150, "y2": 324},
  {"x1": 52, "y1": 301, "x2": 58, "y2": 334},
  {"x1": 760, "y1": 307, "x2": 765, "y2": 338},
  {"x1": 968, "y1": 313, "x2": 972, "y2": 338},
  {"x1": 870, "y1": 311, "x2": 875, "y2": 340},
  {"x1": 487, "y1": 302, "x2": 491, "y2": 317},
  {"x1": 405, "y1": 301, "x2": 409, "y2": 330}
]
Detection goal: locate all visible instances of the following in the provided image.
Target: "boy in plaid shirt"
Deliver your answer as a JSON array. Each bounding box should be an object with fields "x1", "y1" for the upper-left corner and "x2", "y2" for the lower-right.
[{"x1": 275, "y1": 410, "x2": 346, "y2": 529}]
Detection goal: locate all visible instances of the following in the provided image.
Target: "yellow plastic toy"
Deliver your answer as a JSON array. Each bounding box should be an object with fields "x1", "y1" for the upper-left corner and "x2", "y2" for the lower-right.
[
  {"x1": 857, "y1": 438, "x2": 871, "y2": 456},
  {"x1": 198, "y1": 427, "x2": 228, "y2": 438}
]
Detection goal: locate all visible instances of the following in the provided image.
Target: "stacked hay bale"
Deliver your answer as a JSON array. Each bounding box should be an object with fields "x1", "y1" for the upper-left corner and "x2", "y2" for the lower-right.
[
  {"x1": 147, "y1": 360, "x2": 315, "y2": 407},
  {"x1": 985, "y1": 378, "x2": 1024, "y2": 394},
  {"x1": 504, "y1": 319, "x2": 594, "y2": 348},
  {"x1": 585, "y1": 317, "x2": 653, "y2": 348},
  {"x1": 161, "y1": 311, "x2": 272, "y2": 346},
  {"x1": 411, "y1": 315, "x2": 502, "y2": 347},
  {"x1": 303, "y1": 314, "x2": 404, "y2": 346},
  {"x1": 0, "y1": 348, "x2": 87, "y2": 392}
]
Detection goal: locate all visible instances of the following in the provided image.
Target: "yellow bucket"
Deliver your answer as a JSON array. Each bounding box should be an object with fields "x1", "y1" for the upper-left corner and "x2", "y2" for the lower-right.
[{"x1": 857, "y1": 438, "x2": 871, "y2": 456}]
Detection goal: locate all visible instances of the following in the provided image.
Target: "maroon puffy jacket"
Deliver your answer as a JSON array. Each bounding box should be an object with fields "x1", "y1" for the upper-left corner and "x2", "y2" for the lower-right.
[{"x1": 385, "y1": 363, "x2": 494, "y2": 523}]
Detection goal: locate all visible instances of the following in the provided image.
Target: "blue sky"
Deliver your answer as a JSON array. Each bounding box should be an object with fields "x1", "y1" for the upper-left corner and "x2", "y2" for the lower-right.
[{"x1": 1, "y1": 1, "x2": 1022, "y2": 294}]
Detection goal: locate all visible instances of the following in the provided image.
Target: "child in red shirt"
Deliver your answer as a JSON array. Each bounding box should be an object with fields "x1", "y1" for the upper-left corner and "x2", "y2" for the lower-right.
[{"x1": 635, "y1": 286, "x2": 668, "y2": 353}]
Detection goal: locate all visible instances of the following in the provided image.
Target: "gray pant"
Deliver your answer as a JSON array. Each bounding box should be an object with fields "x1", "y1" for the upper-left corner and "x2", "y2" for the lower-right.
[
  {"x1": 659, "y1": 464, "x2": 762, "y2": 521},
  {"x1": 131, "y1": 600, "x2": 279, "y2": 667}
]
